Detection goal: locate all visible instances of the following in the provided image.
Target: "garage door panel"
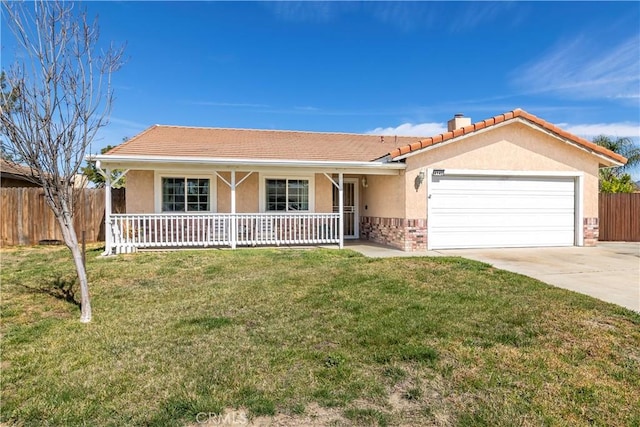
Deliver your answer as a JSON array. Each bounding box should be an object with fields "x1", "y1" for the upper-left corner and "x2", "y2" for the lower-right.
[
  {"x1": 430, "y1": 229, "x2": 575, "y2": 249},
  {"x1": 431, "y1": 196, "x2": 574, "y2": 210},
  {"x1": 432, "y1": 212, "x2": 574, "y2": 228},
  {"x1": 429, "y1": 174, "x2": 576, "y2": 249},
  {"x1": 432, "y1": 176, "x2": 574, "y2": 191}
]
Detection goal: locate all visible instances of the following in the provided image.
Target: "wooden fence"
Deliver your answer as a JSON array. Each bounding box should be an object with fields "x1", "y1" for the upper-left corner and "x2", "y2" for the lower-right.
[
  {"x1": 1, "y1": 187, "x2": 125, "y2": 246},
  {"x1": 598, "y1": 193, "x2": 640, "y2": 242}
]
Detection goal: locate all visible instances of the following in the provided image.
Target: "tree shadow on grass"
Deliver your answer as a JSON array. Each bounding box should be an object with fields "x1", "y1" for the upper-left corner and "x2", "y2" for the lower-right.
[{"x1": 17, "y1": 277, "x2": 80, "y2": 307}]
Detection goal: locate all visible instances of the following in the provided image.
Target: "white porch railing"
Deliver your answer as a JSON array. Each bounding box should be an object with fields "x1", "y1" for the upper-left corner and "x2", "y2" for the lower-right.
[{"x1": 108, "y1": 213, "x2": 340, "y2": 254}]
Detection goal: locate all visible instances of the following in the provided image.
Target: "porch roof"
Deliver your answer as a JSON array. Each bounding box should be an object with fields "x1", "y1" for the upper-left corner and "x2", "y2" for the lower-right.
[{"x1": 93, "y1": 154, "x2": 407, "y2": 175}]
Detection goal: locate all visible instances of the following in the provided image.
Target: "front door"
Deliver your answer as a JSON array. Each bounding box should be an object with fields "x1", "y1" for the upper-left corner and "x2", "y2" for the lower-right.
[{"x1": 333, "y1": 179, "x2": 358, "y2": 239}]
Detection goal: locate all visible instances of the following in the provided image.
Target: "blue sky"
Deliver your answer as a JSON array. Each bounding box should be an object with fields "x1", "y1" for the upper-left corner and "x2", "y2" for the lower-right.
[{"x1": 2, "y1": 1, "x2": 640, "y2": 175}]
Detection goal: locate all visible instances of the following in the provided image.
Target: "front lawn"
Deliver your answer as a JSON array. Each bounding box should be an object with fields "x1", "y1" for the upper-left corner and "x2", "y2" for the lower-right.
[{"x1": 1, "y1": 246, "x2": 639, "y2": 426}]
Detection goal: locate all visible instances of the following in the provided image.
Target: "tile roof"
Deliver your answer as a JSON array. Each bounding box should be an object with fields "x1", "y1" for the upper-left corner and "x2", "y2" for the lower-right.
[
  {"x1": 104, "y1": 109, "x2": 626, "y2": 165},
  {"x1": 106, "y1": 126, "x2": 424, "y2": 162},
  {"x1": 388, "y1": 108, "x2": 627, "y2": 164},
  {"x1": 0, "y1": 159, "x2": 36, "y2": 179}
]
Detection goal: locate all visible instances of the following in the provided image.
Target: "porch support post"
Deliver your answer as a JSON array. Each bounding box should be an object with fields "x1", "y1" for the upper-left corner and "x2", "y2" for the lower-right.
[
  {"x1": 230, "y1": 170, "x2": 237, "y2": 249},
  {"x1": 103, "y1": 169, "x2": 113, "y2": 256},
  {"x1": 215, "y1": 171, "x2": 253, "y2": 250},
  {"x1": 338, "y1": 172, "x2": 344, "y2": 249}
]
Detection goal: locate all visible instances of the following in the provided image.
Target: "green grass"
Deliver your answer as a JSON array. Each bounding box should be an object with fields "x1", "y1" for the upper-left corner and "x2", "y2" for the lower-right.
[{"x1": 1, "y1": 245, "x2": 639, "y2": 426}]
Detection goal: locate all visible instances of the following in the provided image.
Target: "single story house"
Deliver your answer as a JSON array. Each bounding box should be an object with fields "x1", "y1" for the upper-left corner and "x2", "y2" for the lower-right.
[
  {"x1": 0, "y1": 159, "x2": 40, "y2": 187},
  {"x1": 94, "y1": 108, "x2": 626, "y2": 254},
  {"x1": 0, "y1": 159, "x2": 89, "y2": 188}
]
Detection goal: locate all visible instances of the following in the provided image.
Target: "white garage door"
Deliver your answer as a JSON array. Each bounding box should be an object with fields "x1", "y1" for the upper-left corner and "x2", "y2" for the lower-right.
[{"x1": 429, "y1": 174, "x2": 576, "y2": 249}]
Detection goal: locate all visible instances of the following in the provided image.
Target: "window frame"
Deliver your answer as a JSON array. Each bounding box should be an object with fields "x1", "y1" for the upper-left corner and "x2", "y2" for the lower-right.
[
  {"x1": 259, "y1": 173, "x2": 315, "y2": 213},
  {"x1": 154, "y1": 172, "x2": 217, "y2": 213}
]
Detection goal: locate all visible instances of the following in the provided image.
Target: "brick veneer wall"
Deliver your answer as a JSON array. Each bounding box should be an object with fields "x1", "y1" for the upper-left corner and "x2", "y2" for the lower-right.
[
  {"x1": 360, "y1": 216, "x2": 596, "y2": 250},
  {"x1": 360, "y1": 216, "x2": 427, "y2": 251},
  {"x1": 583, "y1": 217, "x2": 599, "y2": 246}
]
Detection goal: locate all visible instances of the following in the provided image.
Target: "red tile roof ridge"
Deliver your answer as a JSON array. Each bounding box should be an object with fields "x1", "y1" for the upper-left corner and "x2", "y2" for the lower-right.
[
  {"x1": 388, "y1": 108, "x2": 627, "y2": 164},
  {"x1": 512, "y1": 109, "x2": 627, "y2": 164}
]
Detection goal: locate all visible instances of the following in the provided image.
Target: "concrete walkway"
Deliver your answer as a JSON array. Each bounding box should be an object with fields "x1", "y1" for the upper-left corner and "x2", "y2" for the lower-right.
[{"x1": 345, "y1": 241, "x2": 640, "y2": 312}]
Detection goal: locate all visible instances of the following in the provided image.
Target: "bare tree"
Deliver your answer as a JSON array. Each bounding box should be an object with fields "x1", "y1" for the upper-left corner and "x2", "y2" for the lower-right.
[{"x1": 0, "y1": 1, "x2": 125, "y2": 322}]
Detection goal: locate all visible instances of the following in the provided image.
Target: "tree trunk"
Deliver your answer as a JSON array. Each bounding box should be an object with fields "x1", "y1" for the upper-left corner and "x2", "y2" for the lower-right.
[
  {"x1": 56, "y1": 208, "x2": 92, "y2": 323},
  {"x1": 2, "y1": 0, "x2": 125, "y2": 323}
]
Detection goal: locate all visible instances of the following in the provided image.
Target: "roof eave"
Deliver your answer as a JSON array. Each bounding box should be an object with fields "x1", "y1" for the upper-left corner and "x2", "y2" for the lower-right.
[
  {"x1": 90, "y1": 154, "x2": 406, "y2": 175},
  {"x1": 0, "y1": 172, "x2": 33, "y2": 181}
]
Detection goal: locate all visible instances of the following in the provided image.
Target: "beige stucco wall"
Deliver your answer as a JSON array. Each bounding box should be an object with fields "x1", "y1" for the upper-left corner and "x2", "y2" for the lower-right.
[
  {"x1": 125, "y1": 170, "x2": 154, "y2": 213},
  {"x1": 216, "y1": 172, "x2": 259, "y2": 213},
  {"x1": 403, "y1": 122, "x2": 600, "y2": 218},
  {"x1": 360, "y1": 173, "x2": 405, "y2": 218},
  {"x1": 315, "y1": 174, "x2": 333, "y2": 213}
]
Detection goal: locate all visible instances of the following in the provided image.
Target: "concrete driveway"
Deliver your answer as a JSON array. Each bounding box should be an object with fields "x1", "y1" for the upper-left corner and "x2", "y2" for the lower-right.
[{"x1": 441, "y1": 242, "x2": 640, "y2": 312}]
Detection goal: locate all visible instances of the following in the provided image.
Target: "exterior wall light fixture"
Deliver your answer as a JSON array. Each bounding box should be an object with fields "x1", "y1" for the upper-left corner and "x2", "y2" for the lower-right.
[{"x1": 414, "y1": 170, "x2": 425, "y2": 191}]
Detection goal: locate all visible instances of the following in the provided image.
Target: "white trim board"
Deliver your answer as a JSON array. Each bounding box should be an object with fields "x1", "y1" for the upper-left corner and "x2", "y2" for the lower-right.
[{"x1": 94, "y1": 155, "x2": 406, "y2": 175}]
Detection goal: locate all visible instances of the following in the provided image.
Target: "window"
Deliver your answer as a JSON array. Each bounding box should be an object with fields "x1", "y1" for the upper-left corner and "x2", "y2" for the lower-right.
[
  {"x1": 162, "y1": 177, "x2": 210, "y2": 212},
  {"x1": 266, "y1": 178, "x2": 309, "y2": 211}
]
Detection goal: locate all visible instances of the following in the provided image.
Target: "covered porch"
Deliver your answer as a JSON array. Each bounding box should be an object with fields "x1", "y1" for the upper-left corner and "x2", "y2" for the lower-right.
[{"x1": 95, "y1": 156, "x2": 406, "y2": 255}]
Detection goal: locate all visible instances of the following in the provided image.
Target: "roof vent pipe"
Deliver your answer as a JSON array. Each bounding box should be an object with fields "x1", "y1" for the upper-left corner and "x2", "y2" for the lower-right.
[{"x1": 447, "y1": 113, "x2": 472, "y2": 132}]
